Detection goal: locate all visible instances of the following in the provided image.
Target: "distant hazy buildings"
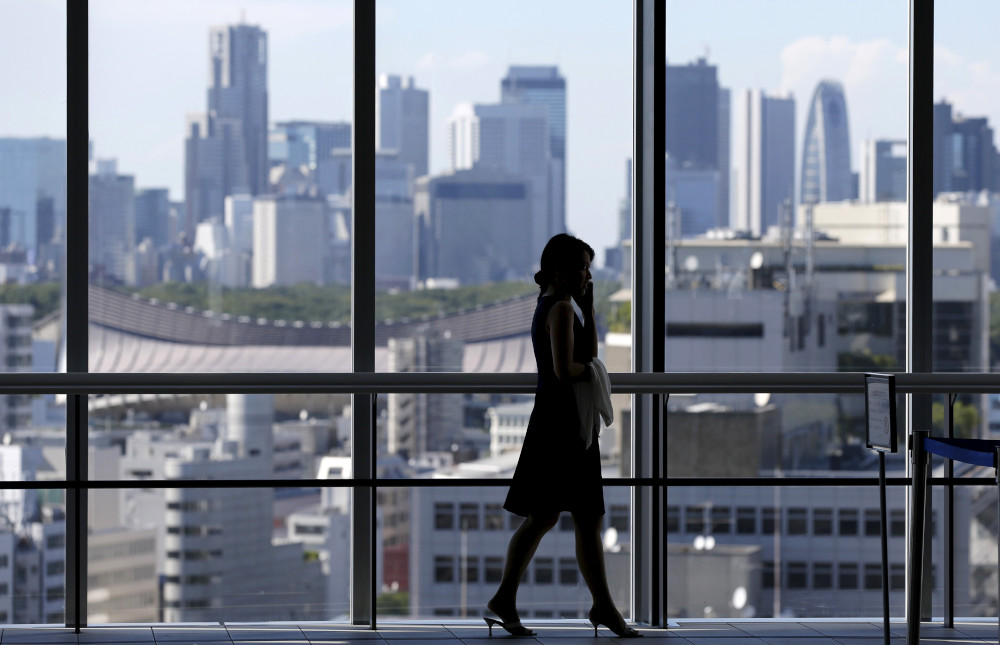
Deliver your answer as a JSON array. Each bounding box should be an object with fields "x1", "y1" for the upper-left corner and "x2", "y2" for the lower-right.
[
  {"x1": 269, "y1": 121, "x2": 351, "y2": 173},
  {"x1": 801, "y1": 80, "x2": 852, "y2": 205},
  {"x1": 415, "y1": 168, "x2": 533, "y2": 286},
  {"x1": 134, "y1": 188, "x2": 172, "y2": 249},
  {"x1": 933, "y1": 100, "x2": 999, "y2": 195},
  {"x1": 252, "y1": 192, "x2": 329, "y2": 288},
  {"x1": 89, "y1": 159, "x2": 136, "y2": 285},
  {"x1": 185, "y1": 23, "x2": 268, "y2": 235},
  {"x1": 861, "y1": 140, "x2": 907, "y2": 203},
  {"x1": 665, "y1": 59, "x2": 730, "y2": 230},
  {"x1": 376, "y1": 75, "x2": 430, "y2": 179},
  {"x1": 732, "y1": 89, "x2": 796, "y2": 236},
  {"x1": 501, "y1": 65, "x2": 567, "y2": 252},
  {"x1": 0, "y1": 138, "x2": 65, "y2": 258},
  {"x1": 666, "y1": 157, "x2": 720, "y2": 238},
  {"x1": 448, "y1": 101, "x2": 551, "y2": 260}
]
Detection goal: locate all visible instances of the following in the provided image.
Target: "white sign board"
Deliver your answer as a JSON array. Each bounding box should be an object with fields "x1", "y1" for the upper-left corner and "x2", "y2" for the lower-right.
[{"x1": 865, "y1": 373, "x2": 897, "y2": 453}]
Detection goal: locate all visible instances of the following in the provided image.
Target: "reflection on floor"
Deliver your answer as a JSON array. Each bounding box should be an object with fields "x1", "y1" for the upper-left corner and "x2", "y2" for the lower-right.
[{"x1": 0, "y1": 619, "x2": 994, "y2": 644}]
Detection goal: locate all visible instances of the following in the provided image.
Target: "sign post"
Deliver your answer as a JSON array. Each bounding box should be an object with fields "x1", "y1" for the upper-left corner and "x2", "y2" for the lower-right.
[{"x1": 865, "y1": 373, "x2": 897, "y2": 645}]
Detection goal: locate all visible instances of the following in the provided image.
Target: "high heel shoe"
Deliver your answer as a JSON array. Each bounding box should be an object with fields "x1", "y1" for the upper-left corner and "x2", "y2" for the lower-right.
[
  {"x1": 588, "y1": 606, "x2": 643, "y2": 638},
  {"x1": 484, "y1": 616, "x2": 536, "y2": 637}
]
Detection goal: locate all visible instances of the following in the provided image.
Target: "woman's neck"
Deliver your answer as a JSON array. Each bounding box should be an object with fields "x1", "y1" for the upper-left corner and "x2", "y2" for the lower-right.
[{"x1": 542, "y1": 286, "x2": 570, "y2": 300}]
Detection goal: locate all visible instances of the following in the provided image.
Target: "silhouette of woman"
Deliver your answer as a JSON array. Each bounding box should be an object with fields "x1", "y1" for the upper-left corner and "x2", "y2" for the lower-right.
[{"x1": 485, "y1": 234, "x2": 641, "y2": 638}]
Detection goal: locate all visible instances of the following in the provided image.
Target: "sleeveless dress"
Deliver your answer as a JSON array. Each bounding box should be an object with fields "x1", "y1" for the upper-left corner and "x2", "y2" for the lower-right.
[{"x1": 503, "y1": 294, "x2": 606, "y2": 518}]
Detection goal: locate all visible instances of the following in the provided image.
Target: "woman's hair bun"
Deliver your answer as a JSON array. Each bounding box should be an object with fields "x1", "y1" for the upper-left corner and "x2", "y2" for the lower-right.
[{"x1": 533, "y1": 270, "x2": 547, "y2": 287}]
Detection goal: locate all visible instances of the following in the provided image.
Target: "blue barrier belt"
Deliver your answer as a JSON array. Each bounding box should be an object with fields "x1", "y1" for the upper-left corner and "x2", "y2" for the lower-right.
[{"x1": 923, "y1": 437, "x2": 1000, "y2": 469}]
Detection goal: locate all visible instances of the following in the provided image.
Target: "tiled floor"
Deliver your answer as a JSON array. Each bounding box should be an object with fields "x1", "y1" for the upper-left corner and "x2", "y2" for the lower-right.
[{"x1": 0, "y1": 620, "x2": 994, "y2": 644}]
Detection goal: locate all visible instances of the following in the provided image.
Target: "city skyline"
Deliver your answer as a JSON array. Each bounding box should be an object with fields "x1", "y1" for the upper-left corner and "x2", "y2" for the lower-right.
[{"x1": 2, "y1": 1, "x2": 1000, "y2": 258}]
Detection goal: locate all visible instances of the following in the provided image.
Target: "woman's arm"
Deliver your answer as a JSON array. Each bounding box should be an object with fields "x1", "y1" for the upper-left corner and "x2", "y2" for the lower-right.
[{"x1": 548, "y1": 299, "x2": 590, "y2": 381}]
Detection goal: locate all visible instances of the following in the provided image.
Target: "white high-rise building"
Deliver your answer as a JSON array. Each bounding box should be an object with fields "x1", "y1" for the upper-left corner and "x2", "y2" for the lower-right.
[
  {"x1": 252, "y1": 194, "x2": 329, "y2": 288},
  {"x1": 801, "y1": 80, "x2": 853, "y2": 205},
  {"x1": 89, "y1": 159, "x2": 137, "y2": 285},
  {"x1": 732, "y1": 90, "x2": 796, "y2": 236},
  {"x1": 376, "y1": 75, "x2": 429, "y2": 178}
]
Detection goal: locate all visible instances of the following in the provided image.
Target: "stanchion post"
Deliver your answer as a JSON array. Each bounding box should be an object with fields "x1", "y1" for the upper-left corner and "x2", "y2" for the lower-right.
[
  {"x1": 995, "y1": 446, "x2": 1000, "y2": 645},
  {"x1": 944, "y1": 393, "x2": 956, "y2": 628},
  {"x1": 879, "y1": 451, "x2": 889, "y2": 645},
  {"x1": 906, "y1": 429, "x2": 928, "y2": 645}
]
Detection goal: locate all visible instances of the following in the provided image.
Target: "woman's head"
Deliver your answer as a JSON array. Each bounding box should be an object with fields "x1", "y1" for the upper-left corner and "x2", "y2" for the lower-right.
[{"x1": 534, "y1": 233, "x2": 595, "y2": 295}]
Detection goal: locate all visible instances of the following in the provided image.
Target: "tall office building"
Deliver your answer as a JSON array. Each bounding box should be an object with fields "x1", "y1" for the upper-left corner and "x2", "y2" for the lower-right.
[
  {"x1": 0, "y1": 138, "x2": 66, "y2": 258},
  {"x1": 134, "y1": 188, "x2": 171, "y2": 248},
  {"x1": 501, "y1": 65, "x2": 566, "y2": 246},
  {"x1": 185, "y1": 23, "x2": 268, "y2": 235},
  {"x1": 376, "y1": 75, "x2": 429, "y2": 179},
  {"x1": 732, "y1": 90, "x2": 796, "y2": 236},
  {"x1": 860, "y1": 140, "x2": 907, "y2": 203},
  {"x1": 933, "y1": 100, "x2": 998, "y2": 195},
  {"x1": 270, "y1": 121, "x2": 351, "y2": 173},
  {"x1": 801, "y1": 80, "x2": 852, "y2": 205},
  {"x1": 252, "y1": 192, "x2": 329, "y2": 288},
  {"x1": 89, "y1": 159, "x2": 136, "y2": 285},
  {"x1": 448, "y1": 102, "x2": 551, "y2": 260},
  {"x1": 415, "y1": 167, "x2": 533, "y2": 286},
  {"x1": 665, "y1": 59, "x2": 730, "y2": 230}
]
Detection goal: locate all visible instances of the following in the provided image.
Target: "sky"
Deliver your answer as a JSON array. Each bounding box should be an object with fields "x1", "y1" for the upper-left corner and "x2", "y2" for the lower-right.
[{"x1": 1, "y1": 0, "x2": 999, "y2": 266}]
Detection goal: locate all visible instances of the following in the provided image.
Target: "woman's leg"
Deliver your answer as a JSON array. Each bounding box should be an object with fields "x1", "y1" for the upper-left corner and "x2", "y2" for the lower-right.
[
  {"x1": 571, "y1": 511, "x2": 615, "y2": 610},
  {"x1": 488, "y1": 511, "x2": 559, "y2": 622}
]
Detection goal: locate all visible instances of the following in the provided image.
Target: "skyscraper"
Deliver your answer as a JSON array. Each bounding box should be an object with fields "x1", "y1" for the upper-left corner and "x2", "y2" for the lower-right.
[
  {"x1": 448, "y1": 101, "x2": 551, "y2": 260},
  {"x1": 860, "y1": 140, "x2": 907, "y2": 203},
  {"x1": 89, "y1": 159, "x2": 136, "y2": 285},
  {"x1": 501, "y1": 66, "x2": 567, "y2": 245},
  {"x1": 801, "y1": 80, "x2": 852, "y2": 204},
  {"x1": 208, "y1": 23, "x2": 269, "y2": 196},
  {"x1": 732, "y1": 90, "x2": 795, "y2": 236},
  {"x1": 933, "y1": 100, "x2": 998, "y2": 195},
  {"x1": 0, "y1": 138, "x2": 66, "y2": 258},
  {"x1": 376, "y1": 75, "x2": 429, "y2": 179},
  {"x1": 185, "y1": 22, "x2": 268, "y2": 235}
]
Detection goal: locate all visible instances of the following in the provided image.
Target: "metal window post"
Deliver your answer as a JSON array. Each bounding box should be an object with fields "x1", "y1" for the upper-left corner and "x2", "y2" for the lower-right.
[
  {"x1": 65, "y1": 0, "x2": 90, "y2": 631},
  {"x1": 633, "y1": 0, "x2": 665, "y2": 627},
  {"x1": 351, "y1": 0, "x2": 377, "y2": 628},
  {"x1": 906, "y1": 0, "x2": 934, "y2": 628}
]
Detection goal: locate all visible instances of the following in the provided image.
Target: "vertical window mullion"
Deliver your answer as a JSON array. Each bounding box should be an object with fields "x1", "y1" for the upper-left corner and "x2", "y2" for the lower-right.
[
  {"x1": 65, "y1": 0, "x2": 90, "y2": 631},
  {"x1": 632, "y1": 0, "x2": 665, "y2": 627},
  {"x1": 905, "y1": 0, "x2": 935, "y2": 629},
  {"x1": 351, "y1": 0, "x2": 377, "y2": 629}
]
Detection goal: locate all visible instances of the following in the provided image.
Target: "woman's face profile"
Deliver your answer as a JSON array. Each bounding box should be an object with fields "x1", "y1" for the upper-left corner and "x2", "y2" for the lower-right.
[{"x1": 553, "y1": 250, "x2": 592, "y2": 297}]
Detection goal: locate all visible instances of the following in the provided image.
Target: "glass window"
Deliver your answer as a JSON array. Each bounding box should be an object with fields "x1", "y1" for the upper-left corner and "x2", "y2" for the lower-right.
[
  {"x1": 864, "y1": 563, "x2": 882, "y2": 590},
  {"x1": 463, "y1": 556, "x2": 479, "y2": 584},
  {"x1": 890, "y1": 509, "x2": 906, "y2": 537},
  {"x1": 434, "y1": 556, "x2": 455, "y2": 583},
  {"x1": 559, "y1": 558, "x2": 578, "y2": 586},
  {"x1": 667, "y1": 506, "x2": 680, "y2": 533},
  {"x1": 485, "y1": 557, "x2": 503, "y2": 584},
  {"x1": 787, "y1": 562, "x2": 808, "y2": 589},
  {"x1": 890, "y1": 563, "x2": 905, "y2": 591},
  {"x1": 685, "y1": 506, "x2": 705, "y2": 534},
  {"x1": 710, "y1": 506, "x2": 731, "y2": 534},
  {"x1": 813, "y1": 563, "x2": 833, "y2": 589},
  {"x1": 459, "y1": 503, "x2": 479, "y2": 530},
  {"x1": 534, "y1": 557, "x2": 553, "y2": 585},
  {"x1": 839, "y1": 509, "x2": 859, "y2": 536},
  {"x1": 610, "y1": 504, "x2": 630, "y2": 533},
  {"x1": 813, "y1": 509, "x2": 833, "y2": 536},
  {"x1": 559, "y1": 514, "x2": 574, "y2": 532},
  {"x1": 762, "y1": 561, "x2": 774, "y2": 589},
  {"x1": 435, "y1": 503, "x2": 454, "y2": 530},
  {"x1": 839, "y1": 563, "x2": 859, "y2": 590},
  {"x1": 484, "y1": 503, "x2": 504, "y2": 530},
  {"x1": 864, "y1": 509, "x2": 881, "y2": 537},
  {"x1": 787, "y1": 508, "x2": 808, "y2": 535},
  {"x1": 761, "y1": 508, "x2": 777, "y2": 535},
  {"x1": 735, "y1": 507, "x2": 756, "y2": 534}
]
